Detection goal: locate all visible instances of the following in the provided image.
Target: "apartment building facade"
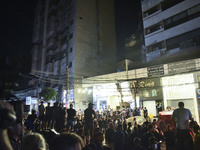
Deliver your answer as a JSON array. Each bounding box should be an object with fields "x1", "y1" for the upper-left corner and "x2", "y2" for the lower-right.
[
  {"x1": 30, "y1": 0, "x2": 117, "y2": 103},
  {"x1": 141, "y1": 0, "x2": 200, "y2": 62}
]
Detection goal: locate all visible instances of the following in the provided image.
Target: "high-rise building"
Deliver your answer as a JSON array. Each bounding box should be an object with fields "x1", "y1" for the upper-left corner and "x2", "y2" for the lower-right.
[
  {"x1": 141, "y1": 0, "x2": 200, "y2": 63},
  {"x1": 30, "y1": 0, "x2": 117, "y2": 104}
]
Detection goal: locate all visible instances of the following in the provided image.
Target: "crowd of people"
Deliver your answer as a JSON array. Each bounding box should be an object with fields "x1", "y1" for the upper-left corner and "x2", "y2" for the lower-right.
[{"x1": 0, "y1": 100, "x2": 200, "y2": 150}]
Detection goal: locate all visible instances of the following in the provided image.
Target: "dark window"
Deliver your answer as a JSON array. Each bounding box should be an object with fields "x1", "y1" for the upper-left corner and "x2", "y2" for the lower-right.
[
  {"x1": 69, "y1": 0, "x2": 72, "y2": 5},
  {"x1": 172, "y1": 11, "x2": 187, "y2": 22},
  {"x1": 187, "y1": 4, "x2": 200, "y2": 16},
  {"x1": 69, "y1": 62, "x2": 72, "y2": 68},
  {"x1": 143, "y1": 4, "x2": 160, "y2": 18},
  {"x1": 60, "y1": 51, "x2": 67, "y2": 59},
  {"x1": 147, "y1": 41, "x2": 165, "y2": 53},
  {"x1": 164, "y1": 18, "x2": 172, "y2": 26},
  {"x1": 70, "y1": 19, "x2": 73, "y2": 25},
  {"x1": 161, "y1": 0, "x2": 184, "y2": 11},
  {"x1": 145, "y1": 22, "x2": 163, "y2": 35},
  {"x1": 164, "y1": 5, "x2": 200, "y2": 30},
  {"x1": 46, "y1": 55, "x2": 54, "y2": 63},
  {"x1": 166, "y1": 28, "x2": 200, "y2": 50},
  {"x1": 53, "y1": 53, "x2": 60, "y2": 61},
  {"x1": 70, "y1": 47, "x2": 73, "y2": 53},
  {"x1": 48, "y1": 10, "x2": 57, "y2": 20},
  {"x1": 69, "y1": 33, "x2": 73, "y2": 39},
  {"x1": 61, "y1": 37, "x2": 66, "y2": 46}
]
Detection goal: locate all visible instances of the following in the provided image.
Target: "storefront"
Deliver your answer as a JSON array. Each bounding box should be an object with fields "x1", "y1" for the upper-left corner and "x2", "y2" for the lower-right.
[
  {"x1": 162, "y1": 73, "x2": 199, "y2": 122},
  {"x1": 93, "y1": 83, "x2": 120, "y2": 110},
  {"x1": 92, "y1": 82, "x2": 134, "y2": 110},
  {"x1": 138, "y1": 78, "x2": 163, "y2": 117}
]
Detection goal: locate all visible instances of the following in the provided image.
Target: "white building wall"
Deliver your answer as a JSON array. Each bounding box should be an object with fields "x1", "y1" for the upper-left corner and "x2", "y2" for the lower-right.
[
  {"x1": 142, "y1": 0, "x2": 163, "y2": 12},
  {"x1": 145, "y1": 16, "x2": 200, "y2": 46},
  {"x1": 143, "y1": 0, "x2": 199, "y2": 28}
]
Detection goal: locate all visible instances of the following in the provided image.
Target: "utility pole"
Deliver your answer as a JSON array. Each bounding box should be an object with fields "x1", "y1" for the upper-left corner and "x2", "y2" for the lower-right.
[
  {"x1": 130, "y1": 81, "x2": 139, "y2": 108},
  {"x1": 116, "y1": 82, "x2": 123, "y2": 108},
  {"x1": 66, "y1": 66, "x2": 70, "y2": 102}
]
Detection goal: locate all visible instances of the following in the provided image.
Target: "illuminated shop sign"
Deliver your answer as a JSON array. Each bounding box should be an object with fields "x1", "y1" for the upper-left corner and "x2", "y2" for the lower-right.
[
  {"x1": 138, "y1": 78, "x2": 162, "y2": 100},
  {"x1": 26, "y1": 97, "x2": 31, "y2": 105},
  {"x1": 138, "y1": 80, "x2": 155, "y2": 87},
  {"x1": 138, "y1": 78, "x2": 160, "y2": 88}
]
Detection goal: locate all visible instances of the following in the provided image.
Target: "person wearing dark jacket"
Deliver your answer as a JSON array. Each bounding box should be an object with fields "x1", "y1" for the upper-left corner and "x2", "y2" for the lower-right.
[
  {"x1": 105, "y1": 122, "x2": 115, "y2": 148},
  {"x1": 113, "y1": 124, "x2": 124, "y2": 150},
  {"x1": 67, "y1": 103, "x2": 76, "y2": 131},
  {"x1": 84, "y1": 103, "x2": 96, "y2": 138}
]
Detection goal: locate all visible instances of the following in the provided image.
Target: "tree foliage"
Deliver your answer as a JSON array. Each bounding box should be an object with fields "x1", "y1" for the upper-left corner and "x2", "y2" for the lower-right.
[{"x1": 39, "y1": 87, "x2": 57, "y2": 102}]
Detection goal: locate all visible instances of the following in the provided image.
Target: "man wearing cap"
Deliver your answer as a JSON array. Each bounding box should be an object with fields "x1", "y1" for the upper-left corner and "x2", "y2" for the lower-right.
[{"x1": 84, "y1": 103, "x2": 96, "y2": 138}]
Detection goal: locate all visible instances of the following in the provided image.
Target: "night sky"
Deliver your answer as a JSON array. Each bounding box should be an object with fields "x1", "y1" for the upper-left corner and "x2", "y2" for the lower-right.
[
  {"x1": 0, "y1": 0, "x2": 140, "y2": 73},
  {"x1": 115, "y1": 0, "x2": 141, "y2": 60},
  {"x1": 0, "y1": 0, "x2": 37, "y2": 73}
]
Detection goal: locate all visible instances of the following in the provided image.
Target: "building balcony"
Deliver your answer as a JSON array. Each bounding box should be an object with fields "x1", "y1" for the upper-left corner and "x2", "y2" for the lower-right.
[
  {"x1": 46, "y1": 37, "x2": 57, "y2": 50},
  {"x1": 47, "y1": 16, "x2": 57, "y2": 38},
  {"x1": 146, "y1": 48, "x2": 166, "y2": 62},
  {"x1": 53, "y1": 52, "x2": 61, "y2": 61},
  {"x1": 46, "y1": 55, "x2": 54, "y2": 64}
]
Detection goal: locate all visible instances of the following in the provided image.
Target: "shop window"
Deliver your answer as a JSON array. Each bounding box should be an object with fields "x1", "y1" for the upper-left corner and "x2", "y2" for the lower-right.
[{"x1": 143, "y1": 90, "x2": 150, "y2": 97}]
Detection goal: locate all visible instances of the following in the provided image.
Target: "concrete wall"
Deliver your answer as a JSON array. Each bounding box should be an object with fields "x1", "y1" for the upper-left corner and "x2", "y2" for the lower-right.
[{"x1": 74, "y1": 0, "x2": 117, "y2": 77}]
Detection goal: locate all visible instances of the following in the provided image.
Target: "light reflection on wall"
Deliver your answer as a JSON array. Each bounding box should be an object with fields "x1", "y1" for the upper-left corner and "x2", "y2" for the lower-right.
[{"x1": 162, "y1": 74, "x2": 195, "y2": 100}]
